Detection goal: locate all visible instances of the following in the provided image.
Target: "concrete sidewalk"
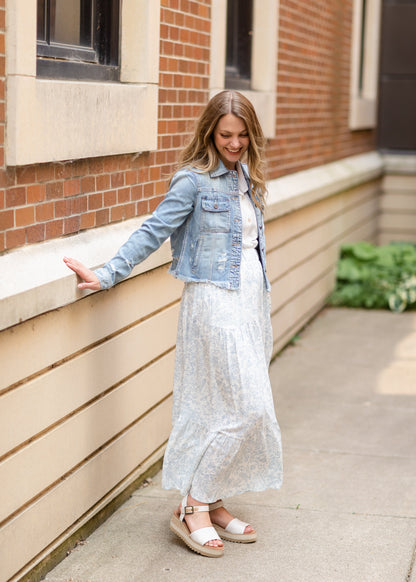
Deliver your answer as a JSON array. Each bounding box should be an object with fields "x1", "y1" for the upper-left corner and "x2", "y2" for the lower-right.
[{"x1": 44, "y1": 307, "x2": 416, "y2": 582}]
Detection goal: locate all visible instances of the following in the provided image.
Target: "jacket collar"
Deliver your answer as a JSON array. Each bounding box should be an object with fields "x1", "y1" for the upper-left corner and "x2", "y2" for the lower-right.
[
  {"x1": 209, "y1": 159, "x2": 230, "y2": 177},
  {"x1": 210, "y1": 160, "x2": 250, "y2": 182}
]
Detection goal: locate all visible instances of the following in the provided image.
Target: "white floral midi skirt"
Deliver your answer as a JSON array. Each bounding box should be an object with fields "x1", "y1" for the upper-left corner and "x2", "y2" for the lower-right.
[{"x1": 162, "y1": 247, "x2": 283, "y2": 502}]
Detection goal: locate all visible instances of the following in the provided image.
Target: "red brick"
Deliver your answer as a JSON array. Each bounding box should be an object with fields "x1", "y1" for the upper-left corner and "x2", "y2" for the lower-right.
[
  {"x1": 26, "y1": 223, "x2": 45, "y2": 244},
  {"x1": 117, "y1": 187, "x2": 130, "y2": 204},
  {"x1": 125, "y1": 170, "x2": 138, "y2": 185},
  {"x1": 89, "y1": 157, "x2": 105, "y2": 174},
  {"x1": 88, "y1": 192, "x2": 102, "y2": 210},
  {"x1": 71, "y1": 159, "x2": 89, "y2": 178},
  {"x1": 104, "y1": 190, "x2": 117, "y2": 206},
  {"x1": 80, "y1": 176, "x2": 95, "y2": 193},
  {"x1": 54, "y1": 199, "x2": 72, "y2": 217},
  {"x1": 15, "y1": 166, "x2": 36, "y2": 185},
  {"x1": 27, "y1": 184, "x2": 45, "y2": 204},
  {"x1": 123, "y1": 202, "x2": 136, "y2": 219},
  {"x1": 36, "y1": 202, "x2": 54, "y2": 222},
  {"x1": 45, "y1": 219, "x2": 64, "y2": 239},
  {"x1": 71, "y1": 196, "x2": 88, "y2": 214},
  {"x1": 148, "y1": 195, "x2": 163, "y2": 212},
  {"x1": 131, "y1": 185, "x2": 143, "y2": 200},
  {"x1": 136, "y1": 200, "x2": 148, "y2": 216},
  {"x1": 64, "y1": 215, "x2": 81, "y2": 235},
  {"x1": 54, "y1": 162, "x2": 74, "y2": 180},
  {"x1": 0, "y1": 209, "x2": 13, "y2": 230},
  {"x1": 95, "y1": 208, "x2": 109, "y2": 227},
  {"x1": 96, "y1": 174, "x2": 111, "y2": 191},
  {"x1": 45, "y1": 182, "x2": 64, "y2": 200},
  {"x1": 36, "y1": 164, "x2": 54, "y2": 182},
  {"x1": 15, "y1": 206, "x2": 35, "y2": 227},
  {"x1": 0, "y1": 169, "x2": 15, "y2": 189},
  {"x1": 103, "y1": 157, "x2": 119, "y2": 173},
  {"x1": 80, "y1": 212, "x2": 95, "y2": 229},
  {"x1": 64, "y1": 179, "x2": 81, "y2": 197},
  {"x1": 6, "y1": 187, "x2": 25, "y2": 207},
  {"x1": 110, "y1": 205, "x2": 124, "y2": 222},
  {"x1": 6, "y1": 228, "x2": 25, "y2": 249},
  {"x1": 111, "y1": 172, "x2": 124, "y2": 188}
]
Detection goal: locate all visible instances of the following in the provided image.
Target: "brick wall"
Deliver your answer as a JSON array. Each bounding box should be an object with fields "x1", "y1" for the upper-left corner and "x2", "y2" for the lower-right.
[
  {"x1": 0, "y1": 0, "x2": 376, "y2": 254},
  {"x1": 267, "y1": 0, "x2": 376, "y2": 178},
  {"x1": 0, "y1": 0, "x2": 210, "y2": 254}
]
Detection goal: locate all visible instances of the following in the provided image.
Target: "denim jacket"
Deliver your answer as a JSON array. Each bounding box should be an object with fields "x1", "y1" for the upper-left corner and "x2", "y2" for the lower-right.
[{"x1": 94, "y1": 161, "x2": 270, "y2": 291}]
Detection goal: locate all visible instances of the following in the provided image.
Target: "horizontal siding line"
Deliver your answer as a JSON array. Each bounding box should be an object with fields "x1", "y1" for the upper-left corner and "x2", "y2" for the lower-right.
[
  {"x1": 270, "y1": 219, "x2": 378, "y2": 317},
  {"x1": 268, "y1": 209, "x2": 378, "y2": 286},
  {"x1": 7, "y1": 441, "x2": 168, "y2": 582},
  {"x1": 271, "y1": 263, "x2": 335, "y2": 321},
  {"x1": 272, "y1": 297, "x2": 328, "y2": 356},
  {"x1": 0, "y1": 296, "x2": 180, "y2": 399},
  {"x1": 379, "y1": 209, "x2": 416, "y2": 215},
  {"x1": 0, "y1": 345, "x2": 175, "y2": 466},
  {"x1": 266, "y1": 187, "x2": 380, "y2": 253},
  {"x1": 378, "y1": 228, "x2": 416, "y2": 234},
  {"x1": 0, "y1": 392, "x2": 172, "y2": 530}
]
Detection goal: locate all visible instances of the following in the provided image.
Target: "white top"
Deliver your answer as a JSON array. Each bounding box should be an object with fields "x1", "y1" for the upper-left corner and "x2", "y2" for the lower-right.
[{"x1": 237, "y1": 163, "x2": 258, "y2": 249}]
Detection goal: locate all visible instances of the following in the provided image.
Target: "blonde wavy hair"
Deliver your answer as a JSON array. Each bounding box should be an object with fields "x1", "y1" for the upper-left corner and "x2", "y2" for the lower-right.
[{"x1": 176, "y1": 91, "x2": 267, "y2": 211}]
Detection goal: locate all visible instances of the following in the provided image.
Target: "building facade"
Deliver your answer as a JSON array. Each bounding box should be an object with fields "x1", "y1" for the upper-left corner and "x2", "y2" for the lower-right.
[{"x1": 0, "y1": 1, "x2": 414, "y2": 580}]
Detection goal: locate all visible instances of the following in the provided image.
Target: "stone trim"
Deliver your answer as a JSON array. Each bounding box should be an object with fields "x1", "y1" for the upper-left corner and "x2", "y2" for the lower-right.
[
  {"x1": 0, "y1": 151, "x2": 384, "y2": 331},
  {"x1": 5, "y1": 0, "x2": 160, "y2": 165}
]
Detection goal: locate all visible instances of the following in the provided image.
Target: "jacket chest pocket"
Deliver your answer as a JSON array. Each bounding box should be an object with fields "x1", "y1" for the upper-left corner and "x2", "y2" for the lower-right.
[{"x1": 200, "y1": 195, "x2": 231, "y2": 233}]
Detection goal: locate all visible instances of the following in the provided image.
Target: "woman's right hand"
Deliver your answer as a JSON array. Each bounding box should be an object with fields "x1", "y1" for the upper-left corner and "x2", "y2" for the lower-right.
[{"x1": 63, "y1": 256, "x2": 101, "y2": 290}]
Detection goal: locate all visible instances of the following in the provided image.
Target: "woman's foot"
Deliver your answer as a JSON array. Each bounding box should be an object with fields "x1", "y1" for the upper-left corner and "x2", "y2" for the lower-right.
[
  {"x1": 210, "y1": 501, "x2": 255, "y2": 535},
  {"x1": 209, "y1": 500, "x2": 257, "y2": 543},
  {"x1": 176, "y1": 495, "x2": 223, "y2": 549}
]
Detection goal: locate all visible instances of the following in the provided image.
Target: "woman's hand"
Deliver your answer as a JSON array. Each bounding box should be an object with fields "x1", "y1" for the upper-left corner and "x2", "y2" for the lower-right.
[{"x1": 63, "y1": 256, "x2": 101, "y2": 290}]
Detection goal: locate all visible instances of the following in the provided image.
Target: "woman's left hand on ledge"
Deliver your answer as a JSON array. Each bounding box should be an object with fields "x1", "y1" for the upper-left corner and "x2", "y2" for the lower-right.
[{"x1": 63, "y1": 256, "x2": 101, "y2": 291}]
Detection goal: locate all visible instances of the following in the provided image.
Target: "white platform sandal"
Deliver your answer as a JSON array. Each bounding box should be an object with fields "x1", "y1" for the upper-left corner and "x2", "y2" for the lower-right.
[
  {"x1": 170, "y1": 496, "x2": 224, "y2": 558},
  {"x1": 209, "y1": 500, "x2": 257, "y2": 543}
]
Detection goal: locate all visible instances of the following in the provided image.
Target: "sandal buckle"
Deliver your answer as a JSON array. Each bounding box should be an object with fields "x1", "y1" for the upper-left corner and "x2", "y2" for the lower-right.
[{"x1": 184, "y1": 505, "x2": 195, "y2": 514}]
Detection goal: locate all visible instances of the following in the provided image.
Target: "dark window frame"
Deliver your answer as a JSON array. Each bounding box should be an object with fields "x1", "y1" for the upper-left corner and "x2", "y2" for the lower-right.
[
  {"x1": 225, "y1": 0, "x2": 253, "y2": 90},
  {"x1": 37, "y1": 0, "x2": 120, "y2": 82}
]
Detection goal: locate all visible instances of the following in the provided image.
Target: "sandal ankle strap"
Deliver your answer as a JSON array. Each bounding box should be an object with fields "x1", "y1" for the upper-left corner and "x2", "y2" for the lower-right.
[{"x1": 179, "y1": 495, "x2": 210, "y2": 521}]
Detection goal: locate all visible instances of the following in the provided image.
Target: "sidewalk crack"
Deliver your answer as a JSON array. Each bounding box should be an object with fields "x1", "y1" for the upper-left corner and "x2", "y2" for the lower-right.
[{"x1": 406, "y1": 539, "x2": 416, "y2": 582}]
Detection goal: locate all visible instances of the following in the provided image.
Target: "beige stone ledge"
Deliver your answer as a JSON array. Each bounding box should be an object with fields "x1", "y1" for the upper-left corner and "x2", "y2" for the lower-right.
[
  {"x1": 382, "y1": 154, "x2": 416, "y2": 175},
  {"x1": 0, "y1": 151, "x2": 384, "y2": 332},
  {"x1": 6, "y1": 79, "x2": 158, "y2": 166},
  {"x1": 265, "y1": 151, "x2": 384, "y2": 221},
  {"x1": 0, "y1": 217, "x2": 172, "y2": 332}
]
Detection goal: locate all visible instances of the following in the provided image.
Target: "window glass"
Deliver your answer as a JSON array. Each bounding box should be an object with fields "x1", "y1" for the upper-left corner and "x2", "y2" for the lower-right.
[
  {"x1": 49, "y1": 1, "x2": 92, "y2": 48},
  {"x1": 225, "y1": 0, "x2": 253, "y2": 89},
  {"x1": 37, "y1": 0, "x2": 119, "y2": 80}
]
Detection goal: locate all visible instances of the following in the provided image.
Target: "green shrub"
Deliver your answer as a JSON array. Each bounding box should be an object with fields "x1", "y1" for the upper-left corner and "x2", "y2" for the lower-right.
[{"x1": 329, "y1": 241, "x2": 416, "y2": 313}]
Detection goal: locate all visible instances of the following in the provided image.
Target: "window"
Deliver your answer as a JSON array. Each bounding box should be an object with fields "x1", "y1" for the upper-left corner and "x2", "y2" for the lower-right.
[
  {"x1": 210, "y1": 0, "x2": 279, "y2": 138},
  {"x1": 7, "y1": 0, "x2": 160, "y2": 166},
  {"x1": 349, "y1": 0, "x2": 382, "y2": 129},
  {"x1": 225, "y1": 0, "x2": 253, "y2": 90},
  {"x1": 36, "y1": 0, "x2": 120, "y2": 81}
]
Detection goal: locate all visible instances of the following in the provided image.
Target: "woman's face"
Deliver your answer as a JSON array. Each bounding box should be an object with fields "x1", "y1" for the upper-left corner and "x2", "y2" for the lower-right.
[{"x1": 213, "y1": 114, "x2": 250, "y2": 170}]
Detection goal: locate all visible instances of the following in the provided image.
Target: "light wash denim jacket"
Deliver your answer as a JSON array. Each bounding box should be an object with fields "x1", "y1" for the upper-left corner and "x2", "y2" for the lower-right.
[{"x1": 94, "y1": 161, "x2": 270, "y2": 291}]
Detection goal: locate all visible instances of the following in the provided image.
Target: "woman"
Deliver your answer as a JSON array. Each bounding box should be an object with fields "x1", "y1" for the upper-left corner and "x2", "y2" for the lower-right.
[{"x1": 64, "y1": 91, "x2": 283, "y2": 558}]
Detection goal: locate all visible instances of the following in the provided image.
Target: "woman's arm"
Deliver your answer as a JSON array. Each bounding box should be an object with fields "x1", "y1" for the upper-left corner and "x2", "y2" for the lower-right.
[{"x1": 63, "y1": 170, "x2": 197, "y2": 290}]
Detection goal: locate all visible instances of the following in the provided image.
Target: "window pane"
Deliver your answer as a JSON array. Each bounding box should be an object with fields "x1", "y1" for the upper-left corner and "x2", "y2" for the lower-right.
[
  {"x1": 50, "y1": 0, "x2": 92, "y2": 48},
  {"x1": 37, "y1": 0, "x2": 46, "y2": 40},
  {"x1": 225, "y1": 0, "x2": 253, "y2": 89}
]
